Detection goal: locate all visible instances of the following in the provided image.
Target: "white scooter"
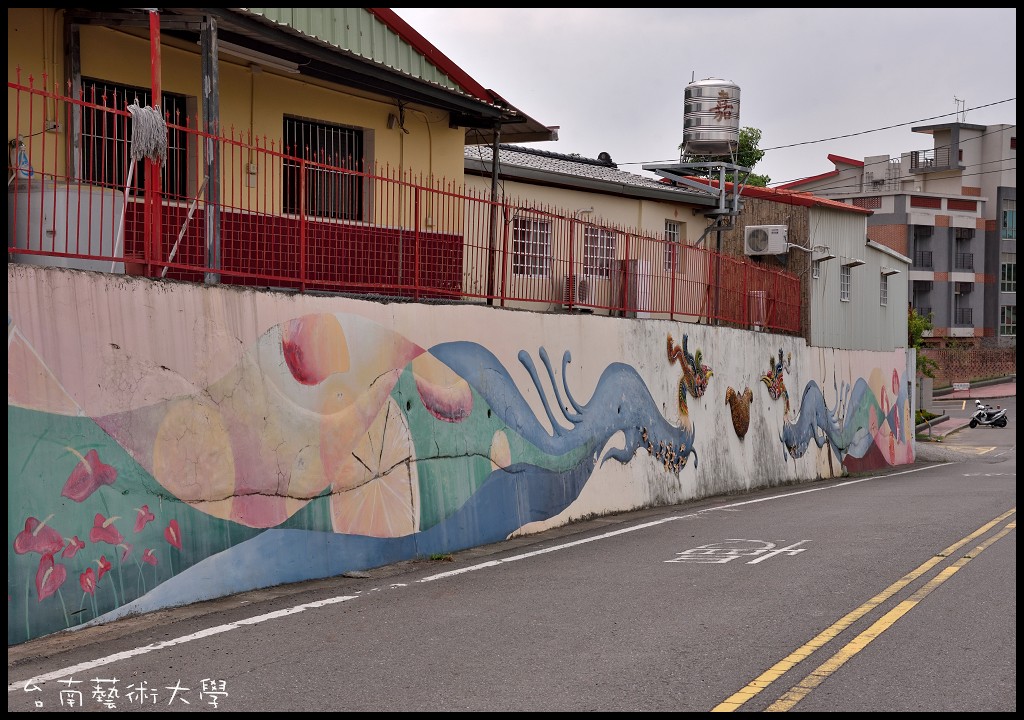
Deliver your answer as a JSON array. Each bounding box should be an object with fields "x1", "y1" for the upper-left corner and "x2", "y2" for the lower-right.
[{"x1": 969, "y1": 399, "x2": 1008, "y2": 428}]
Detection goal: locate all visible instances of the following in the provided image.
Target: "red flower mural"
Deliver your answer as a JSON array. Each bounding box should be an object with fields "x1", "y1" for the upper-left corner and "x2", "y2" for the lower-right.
[
  {"x1": 61, "y1": 448, "x2": 117, "y2": 502},
  {"x1": 142, "y1": 549, "x2": 158, "y2": 566},
  {"x1": 119, "y1": 543, "x2": 133, "y2": 563},
  {"x1": 164, "y1": 519, "x2": 183, "y2": 550},
  {"x1": 14, "y1": 516, "x2": 64, "y2": 556},
  {"x1": 80, "y1": 567, "x2": 96, "y2": 595},
  {"x1": 35, "y1": 552, "x2": 67, "y2": 601},
  {"x1": 97, "y1": 555, "x2": 112, "y2": 581},
  {"x1": 134, "y1": 505, "x2": 156, "y2": 533},
  {"x1": 89, "y1": 514, "x2": 124, "y2": 546},
  {"x1": 61, "y1": 536, "x2": 85, "y2": 558}
]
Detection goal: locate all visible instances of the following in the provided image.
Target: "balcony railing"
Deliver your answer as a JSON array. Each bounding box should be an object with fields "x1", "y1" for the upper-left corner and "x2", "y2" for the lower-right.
[
  {"x1": 7, "y1": 72, "x2": 802, "y2": 334},
  {"x1": 910, "y1": 146, "x2": 952, "y2": 171},
  {"x1": 914, "y1": 250, "x2": 934, "y2": 269},
  {"x1": 954, "y1": 252, "x2": 974, "y2": 270}
]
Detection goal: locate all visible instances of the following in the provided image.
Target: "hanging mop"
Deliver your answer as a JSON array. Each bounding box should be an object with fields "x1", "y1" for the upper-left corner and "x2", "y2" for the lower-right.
[{"x1": 111, "y1": 102, "x2": 168, "y2": 272}]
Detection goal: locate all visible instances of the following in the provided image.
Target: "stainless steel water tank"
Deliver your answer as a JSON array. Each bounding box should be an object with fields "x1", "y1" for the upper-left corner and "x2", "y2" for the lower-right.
[{"x1": 682, "y1": 78, "x2": 740, "y2": 158}]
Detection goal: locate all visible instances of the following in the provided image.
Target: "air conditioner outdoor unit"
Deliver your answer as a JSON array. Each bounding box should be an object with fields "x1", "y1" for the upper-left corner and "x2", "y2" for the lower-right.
[
  {"x1": 743, "y1": 225, "x2": 788, "y2": 255},
  {"x1": 560, "y1": 274, "x2": 591, "y2": 308}
]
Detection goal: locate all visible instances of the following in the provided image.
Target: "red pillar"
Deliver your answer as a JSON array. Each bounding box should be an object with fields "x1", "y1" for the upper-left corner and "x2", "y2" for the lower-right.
[{"x1": 145, "y1": 10, "x2": 163, "y2": 276}]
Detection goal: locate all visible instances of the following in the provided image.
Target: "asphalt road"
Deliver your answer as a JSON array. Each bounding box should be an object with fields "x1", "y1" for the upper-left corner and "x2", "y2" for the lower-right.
[{"x1": 8, "y1": 399, "x2": 1016, "y2": 712}]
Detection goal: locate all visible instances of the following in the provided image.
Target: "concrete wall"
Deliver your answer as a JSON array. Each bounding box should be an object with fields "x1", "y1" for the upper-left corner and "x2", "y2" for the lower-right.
[{"x1": 8, "y1": 264, "x2": 915, "y2": 645}]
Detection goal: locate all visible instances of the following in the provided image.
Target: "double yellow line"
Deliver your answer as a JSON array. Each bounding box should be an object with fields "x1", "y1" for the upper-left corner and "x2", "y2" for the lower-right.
[{"x1": 713, "y1": 507, "x2": 1016, "y2": 712}]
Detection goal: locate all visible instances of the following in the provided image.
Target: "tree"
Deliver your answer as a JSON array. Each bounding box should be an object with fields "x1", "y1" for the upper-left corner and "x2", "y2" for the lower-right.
[
  {"x1": 908, "y1": 306, "x2": 939, "y2": 378},
  {"x1": 678, "y1": 127, "x2": 771, "y2": 187}
]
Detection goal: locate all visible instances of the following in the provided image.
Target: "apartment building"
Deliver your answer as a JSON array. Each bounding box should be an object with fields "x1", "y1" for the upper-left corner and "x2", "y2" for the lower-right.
[{"x1": 780, "y1": 122, "x2": 1016, "y2": 347}]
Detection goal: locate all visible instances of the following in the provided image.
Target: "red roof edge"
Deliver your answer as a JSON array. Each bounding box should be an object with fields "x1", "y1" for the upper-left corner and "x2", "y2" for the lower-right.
[
  {"x1": 368, "y1": 8, "x2": 492, "y2": 103},
  {"x1": 777, "y1": 169, "x2": 839, "y2": 189},
  {"x1": 826, "y1": 153, "x2": 864, "y2": 167},
  {"x1": 686, "y1": 178, "x2": 871, "y2": 215}
]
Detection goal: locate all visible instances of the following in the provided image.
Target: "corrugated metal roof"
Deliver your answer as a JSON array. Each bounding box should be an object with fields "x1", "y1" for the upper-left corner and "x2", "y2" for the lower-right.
[
  {"x1": 245, "y1": 8, "x2": 464, "y2": 94},
  {"x1": 466, "y1": 144, "x2": 714, "y2": 197}
]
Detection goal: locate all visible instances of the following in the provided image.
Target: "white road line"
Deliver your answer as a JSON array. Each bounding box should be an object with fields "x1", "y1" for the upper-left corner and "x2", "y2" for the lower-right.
[{"x1": 7, "y1": 462, "x2": 940, "y2": 694}]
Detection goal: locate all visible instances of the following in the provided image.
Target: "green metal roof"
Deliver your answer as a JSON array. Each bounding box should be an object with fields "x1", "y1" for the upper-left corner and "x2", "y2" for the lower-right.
[{"x1": 245, "y1": 8, "x2": 461, "y2": 93}]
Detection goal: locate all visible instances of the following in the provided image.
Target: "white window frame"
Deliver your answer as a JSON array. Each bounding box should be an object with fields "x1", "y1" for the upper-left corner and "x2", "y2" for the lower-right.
[
  {"x1": 512, "y1": 217, "x2": 552, "y2": 277},
  {"x1": 840, "y1": 265, "x2": 851, "y2": 302},
  {"x1": 583, "y1": 227, "x2": 616, "y2": 278},
  {"x1": 663, "y1": 221, "x2": 681, "y2": 271},
  {"x1": 1001, "y1": 198, "x2": 1016, "y2": 240},
  {"x1": 880, "y1": 274, "x2": 888, "y2": 306},
  {"x1": 1000, "y1": 253, "x2": 1016, "y2": 292},
  {"x1": 999, "y1": 305, "x2": 1016, "y2": 336}
]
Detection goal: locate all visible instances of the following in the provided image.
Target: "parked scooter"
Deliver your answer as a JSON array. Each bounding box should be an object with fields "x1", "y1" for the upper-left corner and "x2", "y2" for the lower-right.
[{"x1": 969, "y1": 399, "x2": 1008, "y2": 428}]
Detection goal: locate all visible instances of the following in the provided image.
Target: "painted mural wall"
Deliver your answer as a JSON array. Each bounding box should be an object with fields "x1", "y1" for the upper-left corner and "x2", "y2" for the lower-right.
[{"x1": 7, "y1": 264, "x2": 915, "y2": 645}]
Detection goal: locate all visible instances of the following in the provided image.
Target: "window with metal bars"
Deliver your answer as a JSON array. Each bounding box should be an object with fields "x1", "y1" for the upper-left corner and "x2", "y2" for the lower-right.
[
  {"x1": 583, "y1": 227, "x2": 616, "y2": 278},
  {"x1": 879, "y1": 274, "x2": 888, "y2": 306},
  {"x1": 283, "y1": 116, "x2": 364, "y2": 221},
  {"x1": 512, "y1": 216, "x2": 551, "y2": 277},
  {"x1": 840, "y1": 265, "x2": 851, "y2": 302},
  {"x1": 80, "y1": 78, "x2": 189, "y2": 198},
  {"x1": 663, "y1": 220, "x2": 681, "y2": 271}
]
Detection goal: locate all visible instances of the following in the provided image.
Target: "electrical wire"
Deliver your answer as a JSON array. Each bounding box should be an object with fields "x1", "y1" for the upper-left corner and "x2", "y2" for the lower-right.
[{"x1": 616, "y1": 98, "x2": 1016, "y2": 184}]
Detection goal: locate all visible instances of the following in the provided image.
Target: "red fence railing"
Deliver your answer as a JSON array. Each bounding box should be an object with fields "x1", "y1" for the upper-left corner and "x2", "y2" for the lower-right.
[{"x1": 7, "y1": 71, "x2": 802, "y2": 333}]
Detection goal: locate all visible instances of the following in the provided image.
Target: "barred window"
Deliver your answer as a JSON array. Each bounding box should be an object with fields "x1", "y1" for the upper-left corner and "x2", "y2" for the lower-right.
[
  {"x1": 663, "y1": 220, "x2": 681, "y2": 271},
  {"x1": 583, "y1": 227, "x2": 616, "y2": 278},
  {"x1": 512, "y1": 217, "x2": 551, "y2": 277},
  {"x1": 80, "y1": 78, "x2": 190, "y2": 198},
  {"x1": 840, "y1": 265, "x2": 851, "y2": 302},
  {"x1": 880, "y1": 274, "x2": 888, "y2": 306},
  {"x1": 283, "y1": 116, "x2": 364, "y2": 220}
]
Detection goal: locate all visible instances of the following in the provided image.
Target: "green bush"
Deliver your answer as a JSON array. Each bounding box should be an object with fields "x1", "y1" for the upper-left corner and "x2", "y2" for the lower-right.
[{"x1": 915, "y1": 409, "x2": 939, "y2": 425}]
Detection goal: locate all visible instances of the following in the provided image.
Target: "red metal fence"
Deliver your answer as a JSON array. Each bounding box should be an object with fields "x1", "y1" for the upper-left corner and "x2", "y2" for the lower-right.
[{"x1": 8, "y1": 72, "x2": 802, "y2": 333}]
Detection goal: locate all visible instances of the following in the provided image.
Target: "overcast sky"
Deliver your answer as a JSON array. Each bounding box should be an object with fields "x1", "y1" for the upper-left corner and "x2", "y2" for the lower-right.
[{"x1": 392, "y1": 8, "x2": 1016, "y2": 187}]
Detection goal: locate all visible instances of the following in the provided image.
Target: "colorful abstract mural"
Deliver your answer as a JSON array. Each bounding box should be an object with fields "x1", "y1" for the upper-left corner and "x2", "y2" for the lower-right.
[
  {"x1": 779, "y1": 368, "x2": 914, "y2": 469},
  {"x1": 8, "y1": 312, "x2": 698, "y2": 644},
  {"x1": 8, "y1": 269, "x2": 915, "y2": 646}
]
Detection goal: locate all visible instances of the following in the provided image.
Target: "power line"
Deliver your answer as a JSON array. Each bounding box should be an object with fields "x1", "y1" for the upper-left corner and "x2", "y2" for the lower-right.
[
  {"x1": 767, "y1": 124, "x2": 1017, "y2": 189},
  {"x1": 616, "y1": 97, "x2": 1016, "y2": 174},
  {"x1": 759, "y1": 98, "x2": 1015, "y2": 152}
]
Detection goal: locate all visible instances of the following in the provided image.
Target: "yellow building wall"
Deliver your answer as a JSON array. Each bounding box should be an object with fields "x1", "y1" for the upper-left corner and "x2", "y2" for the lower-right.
[{"x1": 8, "y1": 9, "x2": 467, "y2": 224}]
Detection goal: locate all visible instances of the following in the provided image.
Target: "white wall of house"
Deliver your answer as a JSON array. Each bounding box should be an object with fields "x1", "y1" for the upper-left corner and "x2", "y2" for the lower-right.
[{"x1": 807, "y1": 208, "x2": 910, "y2": 351}]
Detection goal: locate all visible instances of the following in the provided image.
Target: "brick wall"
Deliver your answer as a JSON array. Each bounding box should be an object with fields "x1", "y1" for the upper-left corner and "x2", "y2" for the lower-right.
[
  {"x1": 921, "y1": 346, "x2": 1017, "y2": 387},
  {"x1": 867, "y1": 224, "x2": 908, "y2": 255}
]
